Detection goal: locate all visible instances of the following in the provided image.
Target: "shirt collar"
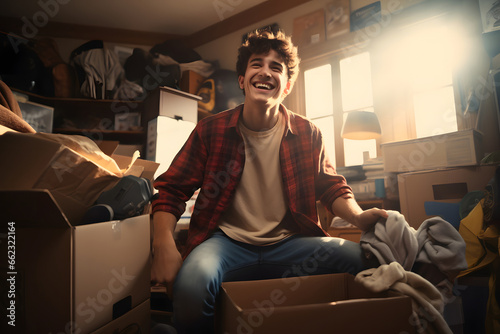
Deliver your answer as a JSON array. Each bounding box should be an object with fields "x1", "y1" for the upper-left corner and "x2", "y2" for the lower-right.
[{"x1": 229, "y1": 104, "x2": 298, "y2": 136}]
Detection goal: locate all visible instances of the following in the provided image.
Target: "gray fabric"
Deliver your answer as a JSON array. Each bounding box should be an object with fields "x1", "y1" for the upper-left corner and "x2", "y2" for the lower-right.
[
  {"x1": 360, "y1": 210, "x2": 418, "y2": 271},
  {"x1": 356, "y1": 262, "x2": 452, "y2": 334},
  {"x1": 415, "y1": 217, "x2": 468, "y2": 279}
]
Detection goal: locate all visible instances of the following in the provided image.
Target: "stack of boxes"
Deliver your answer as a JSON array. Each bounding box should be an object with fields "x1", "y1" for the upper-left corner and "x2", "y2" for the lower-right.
[
  {"x1": 381, "y1": 129, "x2": 494, "y2": 229},
  {"x1": 0, "y1": 132, "x2": 158, "y2": 333},
  {"x1": 143, "y1": 85, "x2": 201, "y2": 179}
]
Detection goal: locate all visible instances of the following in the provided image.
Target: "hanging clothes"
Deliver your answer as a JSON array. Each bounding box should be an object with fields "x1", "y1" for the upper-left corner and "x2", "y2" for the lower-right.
[{"x1": 70, "y1": 40, "x2": 123, "y2": 99}]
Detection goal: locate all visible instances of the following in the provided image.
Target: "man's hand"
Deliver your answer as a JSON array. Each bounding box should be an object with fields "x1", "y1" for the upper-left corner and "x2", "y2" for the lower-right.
[
  {"x1": 151, "y1": 211, "x2": 182, "y2": 299},
  {"x1": 151, "y1": 241, "x2": 183, "y2": 299},
  {"x1": 352, "y1": 207, "x2": 388, "y2": 231},
  {"x1": 332, "y1": 196, "x2": 388, "y2": 231}
]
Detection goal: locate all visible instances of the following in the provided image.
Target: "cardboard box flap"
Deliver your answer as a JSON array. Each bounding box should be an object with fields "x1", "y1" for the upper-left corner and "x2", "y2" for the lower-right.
[
  {"x1": 97, "y1": 140, "x2": 120, "y2": 156},
  {"x1": 0, "y1": 131, "x2": 64, "y2": 189},
  {"x1": 32, "y1": 132, "x2": 123, "y2": 175},
  {"x1": 111, "y1": 153, "x2": 159, "y2": 183},
  {"x1": 0, "y1": 189, "x2": 70, "y2": 228}
]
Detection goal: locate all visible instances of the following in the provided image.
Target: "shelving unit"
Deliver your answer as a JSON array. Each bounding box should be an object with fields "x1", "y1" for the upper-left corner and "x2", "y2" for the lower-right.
[
  {"x1": 12, "y1": 87, "x2": 213, "y2": 155},
  {"x1": 13, "y1": 88, "x2": 145, "y2": 137}
]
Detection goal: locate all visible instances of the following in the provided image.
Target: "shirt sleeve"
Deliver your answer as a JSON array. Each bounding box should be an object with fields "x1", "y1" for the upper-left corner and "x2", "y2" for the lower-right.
[
  {"x1": 151, "y1": 124, "x2": 208, "y2": 220},
  {"x1": 313, "y1": 126, "x2": 353, "y2": 212}
]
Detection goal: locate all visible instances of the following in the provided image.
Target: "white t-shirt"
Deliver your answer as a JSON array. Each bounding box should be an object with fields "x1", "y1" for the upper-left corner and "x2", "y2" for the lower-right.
[{"x1": 218, "y1": 113, "x2": 296, "y2": 245}]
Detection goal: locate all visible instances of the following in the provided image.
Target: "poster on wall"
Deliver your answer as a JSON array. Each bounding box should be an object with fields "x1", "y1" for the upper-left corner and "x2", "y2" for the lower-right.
[
  {"x1": 479, "y1": 0, "x2": 500, "y2": 33},
  {"x1": 326, "y1": 0, "x2": 350, "y2": 39},
  {"x1": 350, "y1": 1, "x2": 381, "y2": 32},
  {"x1": 292, "y1": 9, "x2": 326, "y2": 47}
]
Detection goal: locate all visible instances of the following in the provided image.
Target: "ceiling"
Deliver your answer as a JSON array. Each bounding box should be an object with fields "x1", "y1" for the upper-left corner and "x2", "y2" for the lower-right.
[
  {"x1": 1, "y1": 0, "x2": 316, "y2": 47},
  {"x1": 0, "y1": 0, "x2": 268, "y2": 36}
]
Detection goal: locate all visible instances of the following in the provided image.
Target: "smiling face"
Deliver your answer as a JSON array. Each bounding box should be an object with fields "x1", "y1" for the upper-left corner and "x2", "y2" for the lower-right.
[{"x1": 238, "y1": 50, "x2": 291, "y2": 109}]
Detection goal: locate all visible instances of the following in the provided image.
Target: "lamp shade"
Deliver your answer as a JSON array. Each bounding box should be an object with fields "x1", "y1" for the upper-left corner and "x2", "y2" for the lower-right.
[{"x1": 341, "y1": 111, "x2": 381, "y2": 140}]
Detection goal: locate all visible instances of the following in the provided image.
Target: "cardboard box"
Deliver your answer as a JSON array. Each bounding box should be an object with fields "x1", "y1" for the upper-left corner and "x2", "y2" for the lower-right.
[
  {"x1": 0, "y1": 132, "x2": 158, "y2": 333},
  {"x1": 93, "y1": 299, "x2": 151, "y2": 334},
  {"x1": 382, "y1": 130, "x2": 483, "y2": 172},
  {"x1": 180, "y1": 70, "x2": 207, "y2": 95},
  {"x1": 398, "y1": 166, "x2": 498, "y2": 228},
  {"x1": 0, "y1": 190, "x2": 151, "y2": 334},
  {"x1": 0, "y1": 132, "x2": 158, "y2": 223},
  {"x1": 147, "y1": 116, "x2": 196, "y2": 179},
  {"x1": 216, "y1": 273, "x2": 415, "y2": 334},
  {"x1": 142, "y1": 86, "x2": 201, "y2": 126}
]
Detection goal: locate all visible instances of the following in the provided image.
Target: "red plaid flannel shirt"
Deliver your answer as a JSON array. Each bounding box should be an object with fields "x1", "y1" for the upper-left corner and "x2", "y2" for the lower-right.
[{"x1": 152, "y1": 104, "x2": 352, "y2": 257}]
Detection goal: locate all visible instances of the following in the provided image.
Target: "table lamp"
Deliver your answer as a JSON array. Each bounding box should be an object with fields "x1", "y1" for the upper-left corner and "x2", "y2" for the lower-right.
[{"x1": 341, "y1": 110, "x2": 382, "y2": 140}]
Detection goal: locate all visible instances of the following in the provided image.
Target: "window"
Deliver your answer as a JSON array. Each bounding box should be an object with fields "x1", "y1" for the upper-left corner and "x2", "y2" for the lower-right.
[
  {"x1": 302, "y1": 16, "x2": 464, "y2": 168},
  {"x1": 384, "y1": 18, "x2": 462, "y2": 138},
  {"x1": 304, "y1": 64, "x2": 335, "y2": 163},
  {"x1": 339, "y1": 52, "x2": 376, "y2": 166},
  {"x1": 305, "y1": 53, "x2": 376, "y2": 167}
]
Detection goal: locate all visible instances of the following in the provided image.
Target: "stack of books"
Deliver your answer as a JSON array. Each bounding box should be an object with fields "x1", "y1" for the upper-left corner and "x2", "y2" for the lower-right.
[{"x1": 337, "y1": 157, "x2": 398, "y2": 200}]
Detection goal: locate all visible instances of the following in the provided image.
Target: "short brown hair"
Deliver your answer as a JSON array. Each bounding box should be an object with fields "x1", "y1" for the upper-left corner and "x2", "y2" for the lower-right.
[{"x1": 236, "y1": 29, "x2": 300, "y2": 88}]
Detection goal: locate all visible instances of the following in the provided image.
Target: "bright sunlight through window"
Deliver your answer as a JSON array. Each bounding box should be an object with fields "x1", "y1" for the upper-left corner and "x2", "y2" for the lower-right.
[
  {"x1": 340, "y1": 52, "x2": 376, "y2": 166},
  {"x1": 305, "y1": 64, "x2": 336, "y2": 163},
  {"x1": 340, "y1": 52, "x2": 373, "y2": 112},
  {"x1": 388, "y1": 19, "x2": 461, "y2": 138}
]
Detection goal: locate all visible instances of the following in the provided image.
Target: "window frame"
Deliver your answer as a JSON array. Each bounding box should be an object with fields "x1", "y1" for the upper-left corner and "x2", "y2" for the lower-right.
[
  {"x1": 298, "y1": 47, "x2": 379, "y2": 167},
  {"x1": 293, "y1": 15, "x2": 466, "y2": 168}
]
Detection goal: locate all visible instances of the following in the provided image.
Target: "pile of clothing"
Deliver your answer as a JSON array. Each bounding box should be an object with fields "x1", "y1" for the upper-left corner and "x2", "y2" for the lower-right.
[{"x1": 355, "y1": 210, "x2": 467, "y2": 334}]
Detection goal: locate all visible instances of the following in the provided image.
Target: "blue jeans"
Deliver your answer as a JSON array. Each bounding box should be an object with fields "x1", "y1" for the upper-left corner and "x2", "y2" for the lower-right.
[{"x1": 173, "y1": 230, "x2": 377, "y2": 334}]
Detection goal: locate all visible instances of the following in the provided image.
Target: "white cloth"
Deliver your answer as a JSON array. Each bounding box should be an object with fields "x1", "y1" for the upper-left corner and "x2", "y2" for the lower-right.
[
  {"x1": 155, "y1": 54, "x2": 215, "y2": 78},
  {"x1": 356, "y1": 262, "x2": 452, "y2": 334},
  {"x1": 415, "y1": 217, "x2": 468, "y2": 280},
  {"x1": 360, "y1": 210, "x2": 418, "y2": 271},
  {"x1": 114, "y1": 77, "x2": 144, "y2": 101},
  {"x1": 72, "y1": 47, "x2": 124, "y2": 99}
]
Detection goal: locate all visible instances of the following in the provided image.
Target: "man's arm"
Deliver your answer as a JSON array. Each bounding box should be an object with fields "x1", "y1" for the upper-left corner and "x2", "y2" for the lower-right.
[
  {"x1": 331, "y1": 195, "x2": 388, "y2": 231},
  {"x1": 151, "y1": 211, "x2": 183, "y2": 298}
]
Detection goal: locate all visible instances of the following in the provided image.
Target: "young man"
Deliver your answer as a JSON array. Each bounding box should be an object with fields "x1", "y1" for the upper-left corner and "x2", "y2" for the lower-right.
[{"x1": 151, "y1": 30, "x2": 387, "y2": 333}]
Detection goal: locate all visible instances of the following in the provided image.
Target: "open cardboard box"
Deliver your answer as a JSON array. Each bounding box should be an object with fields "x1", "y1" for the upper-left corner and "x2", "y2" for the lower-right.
[
  {"x1": 216, "y1": 273, "x2": 415, "y2": 334},
  {"x1": 0, "y1": 132, "x2": 158, "y2": 333},
  {"x1": 0, "y1": 131, "x2": 159, "y2": 224},
  {"x1": 0, "y1": 191, "x2": 152, "y2": 333}
]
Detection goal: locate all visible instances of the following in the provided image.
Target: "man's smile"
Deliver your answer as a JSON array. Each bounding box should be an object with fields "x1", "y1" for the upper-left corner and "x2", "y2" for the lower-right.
[{"x1": 253, "y1": 82, "x2": 274, "y2": 90}]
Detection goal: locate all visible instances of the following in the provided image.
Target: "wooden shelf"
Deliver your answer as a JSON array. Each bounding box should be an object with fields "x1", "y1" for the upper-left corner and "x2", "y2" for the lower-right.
[
  {"x1": 52, "y1": 128, "x2": 145, "y2": 145},
  {"x1": 12, "y1": 88, "x2": 150, "y2": 147},
  {"x1": 14, "y1": 87, "x2": 206, "y2": 154}
]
